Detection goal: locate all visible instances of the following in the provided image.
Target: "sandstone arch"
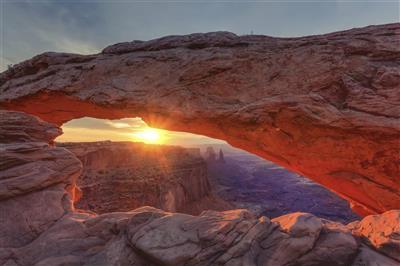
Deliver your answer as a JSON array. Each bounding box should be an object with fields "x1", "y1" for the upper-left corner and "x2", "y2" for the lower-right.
[{"x1": 1, "y1": 23, "x2": 399, "y2": 216}]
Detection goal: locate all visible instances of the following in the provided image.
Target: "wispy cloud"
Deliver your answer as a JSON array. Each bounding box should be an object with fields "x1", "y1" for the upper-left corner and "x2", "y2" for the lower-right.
[
  {"x1": 2, "y1": 1, "x2": 398, "y2": 71},
  {"x1": 34, "y1": 28, "x2": 99, "y2": 55},
  {"x1": 1, "y1": 1, "x2": 102, "y2": 70},
  {"x1": 63, "y1": 117, "x2": 145, "y2": 131},
  {"x1": 58, "y1": 117, "x2": 224, "y2": 145},
  {"x1": 106, "y1": 118, "x2": 147, "y2": 129}
]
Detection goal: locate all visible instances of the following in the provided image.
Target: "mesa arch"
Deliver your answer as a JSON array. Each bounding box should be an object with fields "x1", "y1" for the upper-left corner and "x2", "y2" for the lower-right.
[{"x1": 0, "y1": 23, "x2": 399, "y2": 216}]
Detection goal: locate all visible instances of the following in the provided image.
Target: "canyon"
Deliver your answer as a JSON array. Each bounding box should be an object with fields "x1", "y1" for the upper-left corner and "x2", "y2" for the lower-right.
[
  {"x1": 59, "y1": 141, "x2": 231, "y2": 215},
  {"x1": 1, "y1": 23, "x2": 399, "y2": 216},
  {"x1": 0, "y1": 23, "x2": 399, "y2": 265},
  {"x1": 203, "y1": 146, "x2": 360, "y2": 223},
  {"x1": 58, "y1": 140, "x2": 358, "y2": 223},
  {"x1": 1, "y1": 110, "x2": 399, "y2": 265}
]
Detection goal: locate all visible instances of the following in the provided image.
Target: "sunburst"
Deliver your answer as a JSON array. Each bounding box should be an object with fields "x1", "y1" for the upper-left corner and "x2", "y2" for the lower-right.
[{"x1": 132, "y1": 128, "x2": 163, "y2": 144}]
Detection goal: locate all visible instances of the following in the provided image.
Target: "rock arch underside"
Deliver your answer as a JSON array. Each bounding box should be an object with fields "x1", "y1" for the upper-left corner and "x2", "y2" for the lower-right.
[{"x1": 0, "y1": 23, "x2": 399, "y2": 265}]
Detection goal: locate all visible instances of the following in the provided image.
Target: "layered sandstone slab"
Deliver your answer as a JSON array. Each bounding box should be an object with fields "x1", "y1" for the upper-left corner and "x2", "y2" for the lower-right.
[
  {"x1": 6, "y1": 207, "x2": 400, "y2": 266},
  {"x1": 1, "y1": 24, "x2": 399, "y2": 215},
  {"x1": 0, "y1": 110, "x2": 82, "y2": 248},
  {"x1": 349, "y1": 210, "x2": 400, "y2": 261},
  {"x1": 59, "y1": 141, "x2": 231, "y2": 214},
  {"x1": 0, "y1": 110, "x2": 399, "y2": 265}
]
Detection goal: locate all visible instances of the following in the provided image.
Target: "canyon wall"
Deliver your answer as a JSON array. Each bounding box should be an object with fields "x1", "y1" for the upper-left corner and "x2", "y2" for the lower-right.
[
  {"x1": 58, "y1": 141, "x2": 231, "y2": 215},
  {"x1": 204, "y1": 148, "x2": 360, "y2": 223},
  {"x1": 1, "y1": 24, "x2": 399, "y2": 215},
  {"x1": 1, "y1": 110, "x2": 399, "y2": 266}
]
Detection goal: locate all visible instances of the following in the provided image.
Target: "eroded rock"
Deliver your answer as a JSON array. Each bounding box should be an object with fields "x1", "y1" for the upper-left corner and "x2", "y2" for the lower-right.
[
  {"x1": 0, "y1": 111, "x2": 82, "y2": 248},
  {"x1": 0, "y1": 110, "x2": 61, "y2": 143},
  {"x1": 295, "y1": 221, "x2": 358, "y2": 266},
  {"x1": 352, "y1": 245, "x2": 400, "y2": 266},
  {"x1": 1, "y1": 24, "x2": 399, "y2": 215},
  {"x1": 349, "y1": 210, "x2": 400, "y2": 261},
  {"x1": 59, "y1": 141, "x2": 231, "y2": 215}
]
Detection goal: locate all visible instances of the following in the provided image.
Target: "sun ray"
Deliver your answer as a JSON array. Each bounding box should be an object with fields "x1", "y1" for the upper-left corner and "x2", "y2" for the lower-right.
[{"x1": 132, "y1": 128, "x2": 163, "y2": 144}]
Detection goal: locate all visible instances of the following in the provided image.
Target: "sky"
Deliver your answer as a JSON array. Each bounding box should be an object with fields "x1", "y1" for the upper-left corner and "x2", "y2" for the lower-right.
[
  {"x1": 56, "y1": 117, "x2": 225, "y2": 145},
  {"x1": 1, "y1": 0, "x2": 399, "y2": 145}
]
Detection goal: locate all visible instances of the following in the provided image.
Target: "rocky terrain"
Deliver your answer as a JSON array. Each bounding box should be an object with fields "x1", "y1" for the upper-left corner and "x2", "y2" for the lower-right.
[
  {"x1": 58, "y1": 141, "x2": 231, "y2": 215},
  {"x1": 1, "y1": 24, "x2": 399, "y2": 215},
  {"x1": 203, "y1": 146, "x2": 360, "y2": 223},
  {"x1": 1, "y1": 110, "x2": 399, "y2": 266},
  {"x1": 1, "y1": 24, "x2": 400, "y2": 265},
  {"x1": 56, "y1": 139, "x2": 358, "y2": 223}
]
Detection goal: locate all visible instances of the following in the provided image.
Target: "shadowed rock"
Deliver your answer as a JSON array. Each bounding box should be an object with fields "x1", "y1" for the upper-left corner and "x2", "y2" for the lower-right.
[
  {"x1": 58, "y1": 141, "x2": 231, "y2": 215},
  {"x1": 0, "y1": 111, "x2": 82, "y2": 248},
  {"x1": 0, "y1": 110, "x2": 399, "y2": 265},
  {"x1": 1, "y1": 24, "x2": 399, "y2": 215}
]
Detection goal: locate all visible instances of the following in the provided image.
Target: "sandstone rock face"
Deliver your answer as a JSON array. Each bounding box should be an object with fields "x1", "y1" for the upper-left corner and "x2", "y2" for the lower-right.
[
  {"x1": 0, "y1": 110, "x2": 82, "y2": 248},
  {"x1": 1, "y1": 24, "x2": 399, "y2": 216},
  {"x1": 59, "y1": 141, "x2": 231, "y2": 214},
  {"x1": 349, "y1": 210, "x2": 400, "y2": 261},
  {"x1": 1, "y1": 110, "x2": 399, "y2": 265}
]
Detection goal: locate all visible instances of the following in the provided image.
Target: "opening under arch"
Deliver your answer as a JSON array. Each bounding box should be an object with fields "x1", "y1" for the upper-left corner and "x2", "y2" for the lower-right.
[{"x1": 56, "y1": 117, "x2": 359, "y2": 223}]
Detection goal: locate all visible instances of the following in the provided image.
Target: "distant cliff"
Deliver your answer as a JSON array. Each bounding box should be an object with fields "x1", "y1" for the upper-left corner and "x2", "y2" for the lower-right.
[
  {"x1": 59, "y1": 141, "x2": 231, "y2": 214},
  {"x1": 204, "y1": 146, "x2": 225, "y2": 163}
]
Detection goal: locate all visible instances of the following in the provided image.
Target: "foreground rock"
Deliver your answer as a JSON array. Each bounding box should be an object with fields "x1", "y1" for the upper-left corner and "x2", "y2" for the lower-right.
[
  {"x1": 59, "y1": 141, "x2": 231, "y2": 215},
  {"x1": 0, "y1": 111, "x2": 82, "y2": 249},
  {"x1": 1, "y1": 110, "x2": 399, "y2": 265},
  {"x1": 349, "y1": 210, "x2": 400, "y2": 261},
  {"x1": 1, "y1": 24, "x2": 399, "y2": 215},
  {"x1": 6, "y1": 207, "x2": 400, "y2": 266}
]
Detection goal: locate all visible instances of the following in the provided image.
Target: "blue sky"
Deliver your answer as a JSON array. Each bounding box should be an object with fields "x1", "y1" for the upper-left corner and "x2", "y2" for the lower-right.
[
  {"x1": 1, "y1": 1, "x2": 399, "y2": 71},
  {"x1": 1, "y1": 0, "x2": 398, "y2": 144}
]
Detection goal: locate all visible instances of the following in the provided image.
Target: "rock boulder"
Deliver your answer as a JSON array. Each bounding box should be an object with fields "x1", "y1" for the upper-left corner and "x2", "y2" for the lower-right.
[{"x1": 0, "y1": 110, "x2": 399, "y2": 265}]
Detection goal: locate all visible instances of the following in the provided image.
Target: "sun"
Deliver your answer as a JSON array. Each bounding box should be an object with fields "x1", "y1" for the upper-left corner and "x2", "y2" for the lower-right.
[{"x1": 132, "y1": 128, "x2": 163, "y2": 144}]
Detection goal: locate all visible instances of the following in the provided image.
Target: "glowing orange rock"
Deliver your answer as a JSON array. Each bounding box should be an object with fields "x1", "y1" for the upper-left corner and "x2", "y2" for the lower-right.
[
  {"x1": 1, "y1": 24, "x2": 399, "y2": 216},
  {"x1": 1, "y1": 110, "x2": 399, "y2": 265}
]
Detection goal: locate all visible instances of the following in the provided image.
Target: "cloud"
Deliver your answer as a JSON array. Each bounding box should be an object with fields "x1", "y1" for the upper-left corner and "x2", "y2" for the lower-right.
[
  {"x1": 3, "y1": 1, "x2": 398, "y2": 144},
  {"x1": 59, "y1": 117, "x2": 225, "y2": 145},
  {"x1": 56, "y1": 127, "x2": 130, "y2": 143},
  {"x1": 1, "y1": 1, "x2": 103, "y2": 70},
  {"x1": 63, "y1": 117, "x2": 146, "y2": 131},
  {"x1": 106, "y1": 121, "x2": 132, "y2": 129},
  {"x1": 106, "y1": 118, "x2": 147, "y2": 129},
  {"x1": 2, "y1": 1, "x2": 398, "y2": 71}
]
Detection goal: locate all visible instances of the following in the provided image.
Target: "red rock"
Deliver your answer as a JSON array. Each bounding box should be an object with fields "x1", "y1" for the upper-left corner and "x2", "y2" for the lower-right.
[
  {"x1": 58, "y1": 141, "x2": 232, "y2": 215},
  {"x1": 348, "y1": 210, "x2": 400, "y2": 261},
  {"x1": 0, "y1": 109, "x2": 399, "y2": 265},
  {"x1": 0, "y1": 111, "x2": 82, "y2": 248},
  {"x1": 1, "y1": 24, "x2": 399, "y2": 215},
  {"x1": 0, "y1": 110, "x2": 61, "y2": 143}
]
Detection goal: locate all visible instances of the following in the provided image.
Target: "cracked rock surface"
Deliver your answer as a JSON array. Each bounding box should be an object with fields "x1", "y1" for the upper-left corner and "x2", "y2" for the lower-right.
[
  {"x1": 0, "y1": 111, "x2": 82, "y2": 249},
  {"x1": 1, "y1": 24, "x2": 399, "y2": 215},
  {"x1": 0, "y1": 110, "x2": 399, "y2": 265}
]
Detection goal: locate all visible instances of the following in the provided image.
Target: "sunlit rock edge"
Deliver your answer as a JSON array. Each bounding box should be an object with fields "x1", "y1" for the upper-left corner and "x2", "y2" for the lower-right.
[
  {"x1": 0, "y1": 110, "x2": 399, "y2": 266},
  {"x1": 1, "y1": 24, "x2": 399, "y2": 216}
]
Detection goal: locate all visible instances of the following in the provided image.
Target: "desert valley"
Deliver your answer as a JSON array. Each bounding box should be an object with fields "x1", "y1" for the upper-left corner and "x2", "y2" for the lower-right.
[{"x1": 58, "y1": 140, "x2": 360, "y2": 223}]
